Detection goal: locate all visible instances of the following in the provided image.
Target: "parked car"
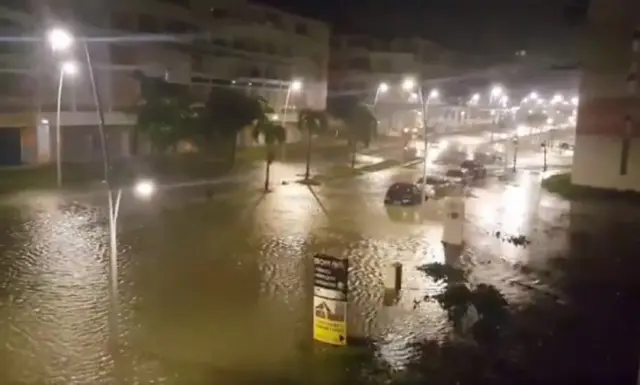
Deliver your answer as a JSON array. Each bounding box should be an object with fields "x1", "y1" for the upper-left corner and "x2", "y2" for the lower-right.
[
  {"x1": 444, "y1": 168, "x2": 472, "y2": 185},
  {"x1": 460, "y1": 159, "x2": 487, "y2": 179},
  {"x1": 415, "y1": 175, "x2": 452, "y2": 198},
  {"x1": 384, "y1": 182, "x2": 423, "y2": 206}
]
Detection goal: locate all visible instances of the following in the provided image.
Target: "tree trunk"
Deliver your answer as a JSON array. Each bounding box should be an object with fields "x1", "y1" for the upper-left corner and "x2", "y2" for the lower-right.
[
  {"x1": 264, "y1": 147, "x2": 274, "y2": 192},
  {"x1": 304, "y1": 130, "x2": 312, "y2": 180},
  {"x1": 350, "y1": 139, "x2": 357, "y2": 169}
]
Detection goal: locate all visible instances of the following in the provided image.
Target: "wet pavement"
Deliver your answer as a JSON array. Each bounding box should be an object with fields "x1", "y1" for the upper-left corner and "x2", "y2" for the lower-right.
[{"x1": 0, "y1": 152, "x2": 639, "y2": 384}]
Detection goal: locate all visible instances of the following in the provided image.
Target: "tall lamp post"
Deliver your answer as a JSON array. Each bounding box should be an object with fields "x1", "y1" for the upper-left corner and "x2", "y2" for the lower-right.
[
  {"x1": 48, "y1": 27, "x2": 157, "y2": 374},
  {"x1": 55, "y1": 60, "x2": 78, "y2": 188},
  {"x1": 402, "y1": 77, "x2": 439, "y2": 203}
]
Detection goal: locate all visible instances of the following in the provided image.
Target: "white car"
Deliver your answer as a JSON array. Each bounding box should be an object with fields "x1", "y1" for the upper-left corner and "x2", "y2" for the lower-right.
[
  {"x1": 415, "y1": 175, "x2": 452, "y2": 198},
  {"x1": 444, "y1": 168, "x2": 472, "y2": 185}
]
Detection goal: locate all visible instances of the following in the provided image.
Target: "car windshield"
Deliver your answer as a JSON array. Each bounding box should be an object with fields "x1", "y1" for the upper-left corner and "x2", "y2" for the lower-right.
[
  {"x1": 446, "y1": 169, "x2": 464, "y2": 178},
  {"x1": 460, "y1": 160, "x2": 475, "y2": 168}
]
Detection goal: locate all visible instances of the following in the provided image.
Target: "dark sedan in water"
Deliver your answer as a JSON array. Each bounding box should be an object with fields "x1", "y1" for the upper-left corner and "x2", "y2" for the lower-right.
[{"x1": 384, "y1": 182, "x2": 423, "y2": 206}]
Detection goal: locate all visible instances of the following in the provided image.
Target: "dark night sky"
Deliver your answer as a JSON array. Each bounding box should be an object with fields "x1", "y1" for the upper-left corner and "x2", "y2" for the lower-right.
[{"x1": 257, "y1": 0, "x2": 589, "y2": 59}]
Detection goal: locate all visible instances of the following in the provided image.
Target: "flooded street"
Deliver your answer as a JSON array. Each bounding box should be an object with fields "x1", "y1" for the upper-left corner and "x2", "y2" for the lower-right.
[{"x1": 1, "y1": 159, "x2": 639, "y2": 384}]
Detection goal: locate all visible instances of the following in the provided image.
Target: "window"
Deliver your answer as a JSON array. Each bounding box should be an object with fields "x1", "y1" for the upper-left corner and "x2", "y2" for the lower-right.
[
  {"x1": 158, "y1": 0, "x2": 190, "y2": 8},
  {"x1": 265, "y1": 12, "x2": 282, "y2": 28},
  {"x1": 111, "y1": 11, "x2": 134, "y2": 31},
  {"x1": 294, "y1": 22, "x2": 308, "y2": 36},
  {"x1": 191, "y1": 54, "x2": 203, "y2": 72},
  {"x1": 249, "y1": 67, "x2": 261, "y2": 77},
  {"x1": 264, "y1": 42, "x2": 276, "y2": 55},
  {"x1": 138, "y1": 14, "x2": 158, "y2": 33},
  {"x1": 110, "y1": 45, "x2": 136, "y2": 65},
  {"x1": 2, "y1": 0, "x2": 30, "y2": 12},
  {"x1": 0, "y1": 73, "x2": 28, "y2": 96},
  {"x1": 166, "y1": 21, "x2": 194, "y2": 34},
  {"x1": 210, "y1": 8, "x2": 229, "y2": 18},
  {"x1": 348, "y1": 57, "x2": 370, "y2": 71}
]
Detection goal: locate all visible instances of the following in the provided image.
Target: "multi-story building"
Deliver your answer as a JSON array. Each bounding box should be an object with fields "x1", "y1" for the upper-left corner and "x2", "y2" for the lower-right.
[
  {"x1": 0, "y1": 0, "x2": 329, "y2": 165},
  {"x1": 572, "y1": 0, "x2": 640, "y2": 191},
  {"x1": 328, "y1": 35, "x2": 484, "y2": 135}
]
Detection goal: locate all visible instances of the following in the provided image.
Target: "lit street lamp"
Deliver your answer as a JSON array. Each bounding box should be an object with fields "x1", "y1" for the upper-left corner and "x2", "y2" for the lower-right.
[
  {"x1": 48, "y1": 25, "x2": 120, "y2": 369},
  {"x1": 402, "y1": 76, "x2": 439, "y2": 202},
  {"x1": 55, "y1": 60, "x2": 79, "y2": 188},
  {"x1": 373, "y1": 82, "x2": 388, "y2": 107},
  {"x1": 282, "y1": 79, "x2": 303, "y2": 125}
]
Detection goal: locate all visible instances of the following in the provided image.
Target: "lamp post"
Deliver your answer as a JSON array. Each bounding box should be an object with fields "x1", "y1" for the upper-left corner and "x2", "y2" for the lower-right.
[
  {"x1": 282, "y1": 79, "x2": 302, "y2": 125},
  {"x1": 403, "y1": 77, "x2": 439, "y2": 203},
  {"x1": 55, "y1": 60, "x2": 78, "y2": 188},
  {"x1": 47, "y1": 27, "x2": 154, "y2": 376}
]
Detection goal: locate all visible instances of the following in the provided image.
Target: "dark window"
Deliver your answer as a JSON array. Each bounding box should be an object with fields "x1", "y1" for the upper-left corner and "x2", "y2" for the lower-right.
[
  {"x1": 265, "y1": 12, "x2": 282, "y2": 28},
  {"x1": 166, "y1": 21, "x2": 194, "y2": 34},
  {"x1": 294, "y1": 22, "x2": 308, "y2": 35},
  {"x1": 0, "y1": 73, "x2": 28, "y2": 96},
  {"x1": 210, "y1": 8, "x2": 229, "y2": 18},
  {"x1": 348, "y1": 57, "x2": 370, "y2": 71},
  {"x1": 211, "y1": 38, "x2": 227, "y2": 47},
  {"x1": 2, "y1": 0, "x2": 30, "y2": 12},
  {"x1": 249, "y1": 67, "x2": 261, "y2": 77},
  {"x1": 138, "y1": 14, "x2": 158, "y2": 33},
  {"x1": 191, "y1": 54, "x2": 203, "y2": 72},
  {"x1": 110, "y1": 45, "x2": 136, "y2": 65},
  {"x1": 158, "y1": 0, "x2": 190, "y2": 8},
  {"x1": 111, "y1": 11, "x2": 134, "y2": 31},
  {"x1": 264, "y1": 42, "x2": 276, "y2": 55}
]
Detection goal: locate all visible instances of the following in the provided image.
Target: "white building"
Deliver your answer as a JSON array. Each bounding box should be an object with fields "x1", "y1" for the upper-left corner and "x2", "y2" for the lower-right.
[{"x1": 0, "y1": 0, "x2": 329, "y2": 165}]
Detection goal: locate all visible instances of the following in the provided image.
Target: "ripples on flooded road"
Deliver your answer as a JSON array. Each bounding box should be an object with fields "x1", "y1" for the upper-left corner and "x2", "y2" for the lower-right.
[{"x1": 1, "y1": 165, "x2": 640, "y2": 384}]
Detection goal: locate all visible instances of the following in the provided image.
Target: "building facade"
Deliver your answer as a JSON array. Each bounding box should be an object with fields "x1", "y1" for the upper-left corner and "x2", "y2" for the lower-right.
[
  {"x1": 572, "y1": 0, "x2": 640, "y2": 191},
  {"x1": 0, "y1": 0, "x2": 330, "y2": 165}
]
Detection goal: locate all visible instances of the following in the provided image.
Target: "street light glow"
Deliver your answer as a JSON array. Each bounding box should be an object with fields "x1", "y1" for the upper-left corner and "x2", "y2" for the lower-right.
[
  {"x1": 61, "y1": 60, "x2": 79, "y2": 76},
  {"x1": 571, "y1": 96, "x2": 579, "y2": 106},
  {"x1": 378, "y1": 82, "x2": 389, "y2": 93},
  {"x1": 48, "y1": 28, "x2": 74, "y2": 51},
  {"x1": 429, "y1": 89, "x2": 439, "y2": 98},
  {"x1": 290, "y1": 80, "x2": 302, "y2": 91},
  {"x1": 471, "y1": 93, "x2": 480, "y2": 102},
  {"x1": 402, "y1": 78, "x2": 416, "y2": 91},
  {"x1": 490, "y1": 85, "x2": 503, "y2": 97},
  {"x1": 133, "y1": 179, "x2": 156, "y2": 199},
  {"x1": 529, "y1": 91, "x2": 538, "y2": 99}
]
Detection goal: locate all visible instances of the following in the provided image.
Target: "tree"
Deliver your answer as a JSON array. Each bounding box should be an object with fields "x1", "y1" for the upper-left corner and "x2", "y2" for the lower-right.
[
  {"x1": 344, "y1": 105, "x2": 378, "y2": 168},
  {"x1": 297, "y1": 109, "x2": 328, "y2": 181},
  {"x1": 198, "y1": 87, "x2": 265, "y2": 166},
  {"x1": 252, "y1": 120, "x2": 286, "y2": 192},
  {"x1": 132, "y1": 72, "x2": 196, "y2": 154}
]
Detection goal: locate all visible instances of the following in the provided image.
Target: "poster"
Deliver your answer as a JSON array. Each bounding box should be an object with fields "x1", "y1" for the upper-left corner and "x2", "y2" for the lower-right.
[{"x1": 312, "y1": 254, "x2": 348, "y2": 346}]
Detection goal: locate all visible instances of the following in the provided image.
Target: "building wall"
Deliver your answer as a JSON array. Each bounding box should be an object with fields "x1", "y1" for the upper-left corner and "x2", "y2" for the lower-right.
[
  {"x1": 0, "y1": 0, "x2": 329, "y2": 164},
  {"x1": 572, "y1": 0, "x2": 640, "y2": 190}
]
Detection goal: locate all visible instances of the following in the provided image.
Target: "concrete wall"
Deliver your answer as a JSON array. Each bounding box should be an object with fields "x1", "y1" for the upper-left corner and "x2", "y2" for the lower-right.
[{"x1": 573, "y1": 0, "x2": 640, "y2": 191}]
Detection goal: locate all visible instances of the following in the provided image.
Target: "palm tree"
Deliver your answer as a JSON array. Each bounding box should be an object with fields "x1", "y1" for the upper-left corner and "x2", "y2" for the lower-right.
[
  {"x1": 297, "y1": 109, "x2": 327, "y2": 181},
  {"x1": 252, "y1": 120, "x2": 286, "y2": 192}
]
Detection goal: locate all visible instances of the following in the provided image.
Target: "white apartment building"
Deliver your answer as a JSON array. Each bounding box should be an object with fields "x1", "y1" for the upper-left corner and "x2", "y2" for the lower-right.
[{"x1": 0, "y1": 0, "x2": 329, "y2": 165}]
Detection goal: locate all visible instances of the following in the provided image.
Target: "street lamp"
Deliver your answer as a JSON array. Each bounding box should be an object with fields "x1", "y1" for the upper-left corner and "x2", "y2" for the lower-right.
[
  {"x1": 402, "y1": 76, "x2": 439, "y2": 202},
  {"x1": 490, "y1": 85, "x2": 503, "y2": 98},
  {"x1": 48, "y1": 28, "x2": 74, "y2": 52},
  {"x1": 283, "y1": 79, "x2": 303, "y2": 124},
  {"x1": 529, "y1": 91, "x2": 539, "y2": 100},
  {"x1": 48, "y1": 25, "x2": 118, "y2": 368},
  {"x1": 55, "y1": 60, "x2": 79, "y2": 188},
  {"x1": 373, "y1": 82, "x2": 388, "y2": 107}
]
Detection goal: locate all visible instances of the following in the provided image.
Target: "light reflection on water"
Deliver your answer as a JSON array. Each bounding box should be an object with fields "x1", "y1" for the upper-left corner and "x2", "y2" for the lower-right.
[{"x1": 0, "y1": 171, "x2": 556, "y2": 383}]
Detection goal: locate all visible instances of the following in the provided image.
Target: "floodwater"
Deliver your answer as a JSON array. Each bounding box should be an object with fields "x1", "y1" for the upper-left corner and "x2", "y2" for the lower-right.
[{"x1": 0, "y1": 160, "x2": 639, "y2": 384}]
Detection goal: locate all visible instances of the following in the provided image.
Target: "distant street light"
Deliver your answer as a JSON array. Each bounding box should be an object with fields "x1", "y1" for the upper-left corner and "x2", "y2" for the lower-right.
[
  {"x1": 283, "y1": 79, "x2": 303, "y2": 124},
  {"x1": 290, "y1": 79, "x2": 302, "y2": 92},
  {"x1": 470, "y1": 93, "x2": 480, "y2": 104},
  {"x1": 402, "y1": 76, "x2": 439, "y2": 202},
  {"x1": 55, "y1": 60, "x2": 80, "y2": 188},
  {"x1": 402, "y1": 78, "x2": 416, "y2": 91},
  {"x1": 490, "y1": 85, "x2": 503, "y2": 97},
  {"x1": 378, "y1": 82, "x2": 389, "y2": 93},
  {"x1": 529, "y1": 91, "x2": 539, "y2": 100},
  {"x1": 48, "y1": 28, "x2": 74, "y2": 51}
]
